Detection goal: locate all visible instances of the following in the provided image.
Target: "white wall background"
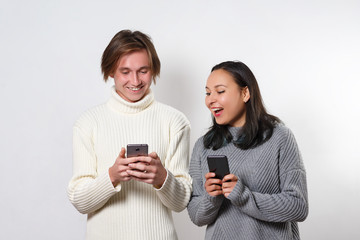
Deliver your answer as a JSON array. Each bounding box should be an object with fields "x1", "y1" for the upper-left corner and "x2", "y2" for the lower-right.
[{"x1": 1, "y1": 0, "x2": 359, "y2": 239}]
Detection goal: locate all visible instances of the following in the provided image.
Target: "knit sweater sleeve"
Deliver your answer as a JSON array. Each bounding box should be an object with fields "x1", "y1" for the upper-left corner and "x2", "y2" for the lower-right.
[
  {"x1": 67, "y1": 111, "x2": 120, "y2": 214},
  {"x1": 187, "y1": 139, "x2": 225, "y2": 226},
  {"x1": 227, "y1": 127, "x2": 309, "y2": 222},
  {"x1": 155, "y1": 113, "x2": 193, "y2": 212}
]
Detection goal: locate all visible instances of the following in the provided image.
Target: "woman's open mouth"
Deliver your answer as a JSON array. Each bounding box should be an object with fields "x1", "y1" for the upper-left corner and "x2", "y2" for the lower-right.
[{"x1": 212, "y1": 107, "x2": 223, "y2": 117}]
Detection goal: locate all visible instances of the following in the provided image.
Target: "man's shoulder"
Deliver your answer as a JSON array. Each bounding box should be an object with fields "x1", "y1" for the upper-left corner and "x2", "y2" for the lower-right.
[
  {"x1": 153, "y1": 101, "x2": 190, "y2": 124},
  {"x1": 74, "y1": 103, "x2": 108, "y2": 129}
]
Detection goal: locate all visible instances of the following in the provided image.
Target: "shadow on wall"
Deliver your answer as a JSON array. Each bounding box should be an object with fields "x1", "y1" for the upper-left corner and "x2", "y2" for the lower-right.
[{"x1": 152, "y1": 60, "x2": 210, "y2": 239}]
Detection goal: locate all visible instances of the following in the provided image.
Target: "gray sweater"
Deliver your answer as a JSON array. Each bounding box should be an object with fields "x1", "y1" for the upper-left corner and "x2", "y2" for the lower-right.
[{"x1": 187, "y1": 125, "x2": 308, "y2": 240}]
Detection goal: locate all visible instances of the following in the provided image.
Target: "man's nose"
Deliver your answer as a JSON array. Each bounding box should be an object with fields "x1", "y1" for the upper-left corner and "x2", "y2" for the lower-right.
[{"x1": 130, "y1": 72, "x2": 141, "y2": 85}]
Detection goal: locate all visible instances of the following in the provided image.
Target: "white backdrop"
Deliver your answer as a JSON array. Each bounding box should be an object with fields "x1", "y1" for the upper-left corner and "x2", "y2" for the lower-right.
[{"x1": 1, "y1": 0, "x2": 359, "y2": 239}]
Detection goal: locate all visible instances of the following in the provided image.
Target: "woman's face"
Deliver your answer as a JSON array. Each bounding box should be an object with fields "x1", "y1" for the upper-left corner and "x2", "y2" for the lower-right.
[
  {"x1": 111, "y1": 49, "x2": 152, "y2": 102},
  {"x1": 205, "y1": 69, "x2": 250, "y2": 127}
]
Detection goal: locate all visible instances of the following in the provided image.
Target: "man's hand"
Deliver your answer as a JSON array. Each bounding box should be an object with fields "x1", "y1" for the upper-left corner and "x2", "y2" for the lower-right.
[
  {"x1": 126, "y1": 152, "x2": 167, "y2": 189},
  {"x1": 108, "y1": 148, "x2": 133, "y2": 187}
]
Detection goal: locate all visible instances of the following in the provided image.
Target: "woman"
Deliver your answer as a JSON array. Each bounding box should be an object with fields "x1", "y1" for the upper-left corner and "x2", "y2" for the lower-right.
[
  {"x1": 67, "y1": 30, "x2": 192, "y2": 240},
  {"x1": 187, "y1": 61, "x2": 308, "y2": 240}
]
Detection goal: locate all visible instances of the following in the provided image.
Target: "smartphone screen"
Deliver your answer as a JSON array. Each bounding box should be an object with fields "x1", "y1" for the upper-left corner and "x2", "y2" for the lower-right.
[
  {"x1": 126, "y1": 144, "x2": 148, "y2": 158},
  {"x1": 207, "y1": 155, "x2": 230, "y2": 179}
]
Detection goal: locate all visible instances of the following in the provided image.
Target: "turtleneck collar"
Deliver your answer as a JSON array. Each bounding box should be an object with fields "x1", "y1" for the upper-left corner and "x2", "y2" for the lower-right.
[
  {"x1": 107, "y1": 86, "x2": 155, "y2": 114},
  {"x1": 228, "y1": 126, "x2": 243, "y2": 139}
]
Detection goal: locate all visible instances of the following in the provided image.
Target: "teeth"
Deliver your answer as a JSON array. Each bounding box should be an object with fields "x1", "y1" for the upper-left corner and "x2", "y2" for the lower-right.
[
  {"x1": 129, "y1": 87, "x2": 140, "y2": 91},
  {"x1": 212, "y1": 108, "x2": 223, "y2": 112}
]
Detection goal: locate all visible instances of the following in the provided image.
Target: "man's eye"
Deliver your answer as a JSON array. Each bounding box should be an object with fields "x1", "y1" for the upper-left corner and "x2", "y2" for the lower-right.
[
  {"x1": 140, "y1": 70, "x2": 148, "y2": 74},
  {"x1": 121, "y1": 72, "x2": 129, "y2": 75}
]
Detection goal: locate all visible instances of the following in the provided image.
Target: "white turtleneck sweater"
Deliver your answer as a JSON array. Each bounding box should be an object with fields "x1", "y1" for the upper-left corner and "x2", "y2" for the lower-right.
[{"x1": 67, "y1": 87, "x2": 192, "y2": 240}]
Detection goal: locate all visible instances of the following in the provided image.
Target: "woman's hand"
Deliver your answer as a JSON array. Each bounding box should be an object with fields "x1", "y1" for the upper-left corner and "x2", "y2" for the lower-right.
[
  {"x1": 126, "y1": 152, "x2": 167, "y2": 189},
  {"x1": 222, "y1": 174, "x2": 238, "y2": 198},
  {"x1": 204, "y1": 172, "x2": 223, "y2": 197},
  {"x1": 108, "y1": 148, "x2": 133, "y2": 187}
]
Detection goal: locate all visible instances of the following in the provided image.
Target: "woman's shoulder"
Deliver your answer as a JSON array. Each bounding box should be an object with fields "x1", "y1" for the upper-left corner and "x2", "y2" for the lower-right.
[
  {"x1": 271, "y1": 123, "x2": 297, "y2": 145},
  {"x1": 194, "y1": 136, "x2": 205, "y2": 148},
  {"x1": 273, "y1": 123, "x2": 290, "y2": 135},
  {"x1": 191, "y1": 135, "x2": 207, "y2": 155},
  {"x1": 273, "y1": 123, "x2": 295, "y2": 135}
]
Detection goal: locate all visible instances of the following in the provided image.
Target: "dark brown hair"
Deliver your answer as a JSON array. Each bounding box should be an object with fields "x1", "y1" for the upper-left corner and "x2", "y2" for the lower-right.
[{"x1": 101, "y1": 30, "x2": 161, "y2": 83}]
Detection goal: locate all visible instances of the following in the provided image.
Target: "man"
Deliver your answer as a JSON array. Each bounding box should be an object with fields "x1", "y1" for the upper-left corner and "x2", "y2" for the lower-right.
[{"x1": 67, "y1": 30, "x2": 192, "y2": 240}]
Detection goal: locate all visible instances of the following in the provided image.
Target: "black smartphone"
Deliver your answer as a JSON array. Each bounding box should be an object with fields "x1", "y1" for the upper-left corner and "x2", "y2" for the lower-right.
[
  {"x1": 126, "y1": 144, "x2": 148, "y2": 158},
  {"x1": 207, "y1": 155, "x2": 230, "y2": 179}
]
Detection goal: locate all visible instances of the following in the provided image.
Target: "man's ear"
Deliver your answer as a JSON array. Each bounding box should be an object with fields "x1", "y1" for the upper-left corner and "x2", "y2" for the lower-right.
[{"x1": 242, "y1": 87, "x2": 250, "y2": 103}]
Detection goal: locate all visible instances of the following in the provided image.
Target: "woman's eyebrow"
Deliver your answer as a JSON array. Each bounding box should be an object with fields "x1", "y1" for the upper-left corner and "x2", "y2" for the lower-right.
[{"x1": 205, "y1": 84, "x2": 227, "y2": 89}]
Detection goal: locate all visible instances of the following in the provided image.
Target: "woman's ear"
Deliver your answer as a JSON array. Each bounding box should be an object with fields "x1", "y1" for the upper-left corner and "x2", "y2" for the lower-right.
[{"x1": 242, "y1": 87, "x2": 250, "y2": 103}]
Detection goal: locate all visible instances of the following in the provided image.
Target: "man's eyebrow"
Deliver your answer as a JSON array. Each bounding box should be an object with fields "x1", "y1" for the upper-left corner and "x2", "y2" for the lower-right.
[
  {"x1": 138, "y1": 66, "x2": 150, "y2": 70},
  {"x1": 119, "y1": 66, "x2": 150, "y2": 71},
  {"x1": 119, "y1": 67, "x2": 130, "y2": 71}
]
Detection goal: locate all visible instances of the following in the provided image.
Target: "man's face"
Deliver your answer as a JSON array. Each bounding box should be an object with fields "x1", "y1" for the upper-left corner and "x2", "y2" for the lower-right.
[{"x1": 111, "y1": 49, "x2": 152, "y2": 102}]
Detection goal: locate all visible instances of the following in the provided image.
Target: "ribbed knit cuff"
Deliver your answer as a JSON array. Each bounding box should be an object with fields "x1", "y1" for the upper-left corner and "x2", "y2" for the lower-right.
[
  {"x1": 226, "y1": 178, "x2": 244, "y2": 204},
  {"x1": 97, "y1": 172, "x2": 122, "y2": 194},
  {"x1": 154, "y1": 169, "x2": 170, "y2": 191},
  {"x1": 105, "y1": 171, "x2": 122, "y2": 192},
  {"x1": 70, "y1": 172, "x2": 122, "y2": 214},
  {"x1": 155, "y1": 169, "x2": 191, "y2": 212},
  {"x1": 205, "y1": 192, "x2": 224, "y2": 206}
]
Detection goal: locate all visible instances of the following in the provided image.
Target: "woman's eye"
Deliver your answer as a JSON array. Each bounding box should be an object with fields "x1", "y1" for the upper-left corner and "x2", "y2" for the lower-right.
[
  {"x1": 218, "y1": 90, "x2": 225, "y2": 94},
  {"x1": 205, "y1": 92, "x2": 210, "y2": 96}
]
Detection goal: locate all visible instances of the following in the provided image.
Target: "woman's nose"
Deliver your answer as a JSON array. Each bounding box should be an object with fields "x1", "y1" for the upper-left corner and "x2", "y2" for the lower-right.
[{"x1": 206, "y1": 94, "x2": 216, "y2": 106}]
